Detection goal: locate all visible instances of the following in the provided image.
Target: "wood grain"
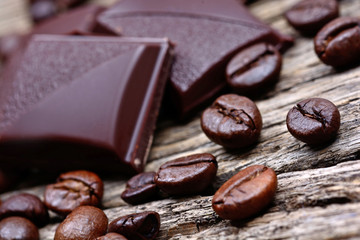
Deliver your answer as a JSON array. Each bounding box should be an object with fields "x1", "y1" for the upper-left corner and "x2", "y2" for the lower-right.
[{"x1": 1, "y1": 0, "x2": 360, "y2": 239}]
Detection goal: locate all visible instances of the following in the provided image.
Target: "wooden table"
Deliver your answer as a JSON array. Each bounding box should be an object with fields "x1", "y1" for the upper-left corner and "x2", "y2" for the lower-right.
[{"x1": 1, "y1": 0, "x2": 360, "y2": 239}]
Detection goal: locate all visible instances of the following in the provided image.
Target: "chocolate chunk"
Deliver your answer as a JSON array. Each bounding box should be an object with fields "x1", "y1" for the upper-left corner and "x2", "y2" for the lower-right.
[
  {"x1": 0, "y1": 35, "x2": 173, "y2": 173},
  {"x1": 98, "y1": 0, "x2": 293, "y2": 118},
  {"x1": 32, "y1": 5, "x2": 116, "y2": 35}
]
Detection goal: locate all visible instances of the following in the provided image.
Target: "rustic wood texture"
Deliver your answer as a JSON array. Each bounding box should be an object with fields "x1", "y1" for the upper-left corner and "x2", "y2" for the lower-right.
[{"x1": 1, "y1": 0, "x2": 360, "y2": 239}]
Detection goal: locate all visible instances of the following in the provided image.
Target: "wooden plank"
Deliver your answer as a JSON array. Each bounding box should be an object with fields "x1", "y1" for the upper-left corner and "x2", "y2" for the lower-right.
[{"x1": 0, "y1": 0, "x2": 360, "y2": 239}]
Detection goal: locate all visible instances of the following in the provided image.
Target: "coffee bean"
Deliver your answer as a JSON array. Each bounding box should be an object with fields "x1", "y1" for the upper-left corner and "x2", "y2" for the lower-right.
[
  {"x1": 226, "y1": 43, "x2": 282, "y2": 96},
  {"x1": 55, "y1": 206, "x2": 108, "y2": 240},
  {"x1": 201, "y1": 94, "x2": 262, "y2": 149},
  {"x1": 154, "y1": 153, "x2": 217, "y2": 196},
  {"x1": 96, "y1": 233, "x2": 128, "y2": 240},
  {"x1": 44, "y1": 170, "x2": 103, "y2": 215},
  {"x1": 29, "y1": 0, "x2": 57, "y2": 23},
  {"x1": 0, "y1": 193, "x2": 49, "y2": 227},
  {"x1": 314, "y1": 17, "x2": 360, "y2": 68},
  {"x1": 121, "y1": 172, "x2": 158, "y2": 205},
  {"x1": 0, "y1": 216, "x2": 39, "y2": 240},
  {"x1": 285, "y1": 0, "x2": 339, "y2": 36},
  {"x1": 286, "y1": 98, "x2": 340, "y2": 145},
  {"x1": 108, "y1": 211, "x2": 160, "y2": 240},
  {"x1": 212, "y1": 165, "x2": 277, "y2": 220}
]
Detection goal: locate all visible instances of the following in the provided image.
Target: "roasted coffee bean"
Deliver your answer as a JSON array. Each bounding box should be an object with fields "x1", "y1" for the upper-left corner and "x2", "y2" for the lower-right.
[
  {"x1": 108, "y1": 211, "x2": 160, "y2": 240},
  {"x1": 314, "y1": 17, "x2": 360, "y2": 68},
  {"x1": 201, "y1": 94, "x2": 262, "y2": 149},
  {"x1": 96, "y1": 233, "x2": 128, "y2": 240},
  {"x1": 44, "y1": 170, "x2": 103, "y2": 215},
  {"x1": 55, "y1": 206, "x2": 108, "y2": 240},
  {"x1": 154, "y1": 153, "x2": 217, "y2": 196},
  {"x1": 226, "y1": 43, "x2": 282, "y2": 96},
  {"x1": 0, "y1": 216, "x2": 39, "y2": 240},
  {"x1": 0, "y1": 193, "x2": 49, "y2": 227},
  {"x1": 212, "y1": 165, "x2": 277, "y2": 220},
  {"x1": 29, "y1": 0, "x2": 57, "y2": 23},
  {"x1": 285, "y1": 0, "x2": 339, "y2": 36},
  {"x1": 121, "y1": 172, "x2": 158, "y2": 205},
  {"x1": 286, "y1": 98, "x2": 340, "y2": 145}
]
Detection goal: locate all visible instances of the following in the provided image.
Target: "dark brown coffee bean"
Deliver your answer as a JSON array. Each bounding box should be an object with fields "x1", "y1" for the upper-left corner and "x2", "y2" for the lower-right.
[
  {"x1": 0, "y1": 193, "x2": 49, "y2": 227},
  {"x1": 154, "y1": 153, "x2": 217, "y2": 196},
  {"x1": 201, "y1": 94, "x2": 262, "y2": 149},
  {"x1": 44, "y1": 170, "x2": 103, "y2": 215},
  {"x1": 55, "y1": 206, "x2": 108, "y2": 240},
  {"x1": 314, "y1": 17, "x2": 360, "y2": 68},
  {"x1": 212, "y1": 165, "x2": 277, "y2": 220},
  {"x1": 96, "y1": 233, "x2": 128, "y2": 240},
  {"x1": 121, "y1": 172, "x2": 158, "y2": 205},
  {"x1": 29, "y1": 0, "x2": 57, "y2": 23},
  {"x1": 108, "y1": 211, "x2": 160, "y2": 240},
  {"x1": 286, "y1": 98, "x2": 340, "y2": 145},
  {"x1": 0, "y1": 216, "x2": 39, "y2": 240},
  {"x1": 285, "y1": 0, "x2": 339, "y2": 36},
  {"x1": 226, "y1": 43, "x2": 282, "y2": 96}
]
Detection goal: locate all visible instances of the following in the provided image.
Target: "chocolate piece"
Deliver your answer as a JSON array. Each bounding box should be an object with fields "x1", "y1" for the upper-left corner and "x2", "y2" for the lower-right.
[
  {"x1": 32, "y1": 5, "x2": 116, "y2": 35},
  {"x1": 0, "y1": 35, "x2": 173, "y2": 173},
  {"x1": 98, "y1": 0, "x2": 293, "y2": 118}
]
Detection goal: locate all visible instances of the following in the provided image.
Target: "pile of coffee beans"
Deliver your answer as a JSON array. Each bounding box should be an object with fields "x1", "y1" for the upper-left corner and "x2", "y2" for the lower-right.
[
  {"x1": 0, "y1": 170, "x2": 162, "y2": 240},
  {"x1": 285, "y1": 0, "x2": 360, "y2": 68}
]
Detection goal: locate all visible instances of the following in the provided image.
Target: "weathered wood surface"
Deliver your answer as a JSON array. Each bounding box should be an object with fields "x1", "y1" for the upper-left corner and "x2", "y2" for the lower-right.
[{"x1": 1, "y1": 0, "x2": 360, "y2": 239}]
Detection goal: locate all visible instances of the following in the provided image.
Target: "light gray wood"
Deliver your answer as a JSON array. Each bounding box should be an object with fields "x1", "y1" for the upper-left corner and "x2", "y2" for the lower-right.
[{"x1": 1, "y1": 0, "x2": 360, "y2": 239}]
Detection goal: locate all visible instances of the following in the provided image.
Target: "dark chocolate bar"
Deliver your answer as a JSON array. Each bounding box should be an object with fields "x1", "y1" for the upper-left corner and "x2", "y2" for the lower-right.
[
  {"x1": 0, "y1": 35, "x2": 173, "y2": 174},
  {"x1": 98, "y1": 0, "x2": 293, "y2": 118}
]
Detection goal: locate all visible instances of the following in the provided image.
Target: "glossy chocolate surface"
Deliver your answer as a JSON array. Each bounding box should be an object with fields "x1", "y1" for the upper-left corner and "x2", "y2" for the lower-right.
[
  {"x1": 0, "y1": 35, "x2": 173, "y2": 173},
  {"x1": 98, "y1": 0, "x2": 293, "y2": 117}
]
